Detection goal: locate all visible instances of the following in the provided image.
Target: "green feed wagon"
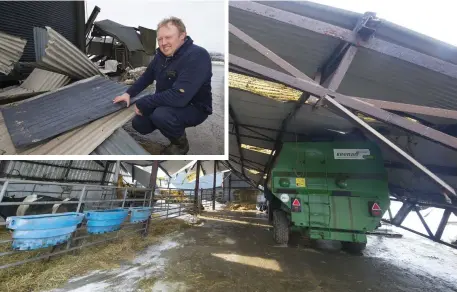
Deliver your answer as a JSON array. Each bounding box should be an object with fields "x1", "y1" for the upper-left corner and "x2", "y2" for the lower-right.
[{"x1": 264, "y1": 141, "x2": 390, "y2": 252}]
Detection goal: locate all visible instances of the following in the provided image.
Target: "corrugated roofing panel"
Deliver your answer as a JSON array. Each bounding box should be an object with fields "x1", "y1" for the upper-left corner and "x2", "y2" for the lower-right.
[
  {"x1": 229, "y1": 5, "x2": 341, "y2": 78},
  {"x1": 33, "y1": 26, "x2": 101, "y2": 79},
  {"x1": 0, "y1": 31, "x2": 26, "y2": 75},
  {"x1": 159, "y1": 161, "x2": 193, "y2": 176},
  {"x1": 21, "y1": 68, "x2": 71, "y2": 91},
  {"x1": 3, "y1": 160, "x2": 106, "y2": 183},
  {"x1": 93, "y1": 20, "x2": 144, "y2": 52},
  {"x1": 20, "y1": 107, "x2": 136, "y2": 155},
  {"x1": 0, "y1": 69, "x2": 70, "y2": 102},
  {"x1": 230, "y1": 88, "x2": 293, "y2": 131},
  {"x1": 91, "y1": 128, "x2": 149, "y2": 155},
  {"x1": 338, "y1": 47, "x2": 457, "y2": 115},
  {"x1": 2, "y1": 76, "x2": 148, "y2": 149}
]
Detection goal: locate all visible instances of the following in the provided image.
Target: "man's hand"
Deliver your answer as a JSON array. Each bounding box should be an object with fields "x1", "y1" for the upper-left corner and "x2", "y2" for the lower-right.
[
  {"x1": 134, "y1": 104, "x2": 142, "y2": 116},
  {"x1": 113, "y1": 93, "x2": 131, "y2": 107}
]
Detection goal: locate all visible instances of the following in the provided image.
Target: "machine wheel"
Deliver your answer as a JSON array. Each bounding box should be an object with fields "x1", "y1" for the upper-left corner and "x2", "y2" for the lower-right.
[
  {"x1": 273, "y1": 210, "x2": 289, "y2": 244},
  {"x1": 341, "y1": 241, "x2": 367, "y2": 254}
]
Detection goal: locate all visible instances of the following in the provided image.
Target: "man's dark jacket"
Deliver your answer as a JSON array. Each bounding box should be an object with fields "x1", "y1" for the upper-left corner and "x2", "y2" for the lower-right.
[{"x1": 126, "y1": 36, "x2": 212, "y2": 116}]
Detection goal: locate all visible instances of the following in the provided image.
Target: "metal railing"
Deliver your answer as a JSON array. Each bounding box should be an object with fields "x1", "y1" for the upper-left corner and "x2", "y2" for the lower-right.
[{"x1": 0, "y1": 179, "x2": 198, "y2": 270}]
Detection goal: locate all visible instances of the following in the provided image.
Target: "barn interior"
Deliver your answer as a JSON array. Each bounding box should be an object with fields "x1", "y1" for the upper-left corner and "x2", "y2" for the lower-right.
[{"x1": 0, "y1": 160, "x2": 456, "y2": 292}]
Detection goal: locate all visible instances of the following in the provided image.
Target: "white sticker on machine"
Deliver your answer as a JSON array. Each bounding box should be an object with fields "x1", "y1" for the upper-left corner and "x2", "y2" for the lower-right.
[
  {"x1": 280, "y1": 194, "x2": 290, "y2": 203},
  {"x1": 333, "y1": 149, "x2": 370, "y2": 160}
]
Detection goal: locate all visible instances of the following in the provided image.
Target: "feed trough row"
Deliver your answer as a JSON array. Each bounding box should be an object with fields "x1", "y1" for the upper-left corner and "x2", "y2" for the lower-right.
[{"x1": 5, "y1": 207, "x2": 153, "y2": 250}]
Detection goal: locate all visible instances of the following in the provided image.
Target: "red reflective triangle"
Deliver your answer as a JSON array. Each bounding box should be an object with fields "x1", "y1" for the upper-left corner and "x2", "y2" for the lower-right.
[
  {"x1": 292, "y1": 199, "x2": 301, "y2": 207},
  {"x1": 372, "y1": 203, "x2": 381, "y2": 211}
]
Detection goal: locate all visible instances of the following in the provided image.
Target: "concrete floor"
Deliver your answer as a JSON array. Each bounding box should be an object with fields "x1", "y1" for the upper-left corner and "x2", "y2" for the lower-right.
[
  {"x1": 123, "y1": 63, "x2": 225, "y2": 155},
  {"x1": 52, "y1": 210, "x2": 457, "y2": 292}
]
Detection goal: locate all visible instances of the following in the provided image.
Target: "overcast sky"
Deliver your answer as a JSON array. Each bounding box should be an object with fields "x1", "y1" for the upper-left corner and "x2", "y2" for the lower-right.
[
  {"x1": 308, "y1": 0, "x2": 457, "y2": 46},
  {"x1": 86, "y1": 0, "x2": 225, "y2": 53}
]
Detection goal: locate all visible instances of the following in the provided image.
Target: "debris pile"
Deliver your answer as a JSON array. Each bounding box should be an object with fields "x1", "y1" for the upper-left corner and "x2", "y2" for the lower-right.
[{"x1": 120, "y1": 66, "x2": 147, "y2": 85}]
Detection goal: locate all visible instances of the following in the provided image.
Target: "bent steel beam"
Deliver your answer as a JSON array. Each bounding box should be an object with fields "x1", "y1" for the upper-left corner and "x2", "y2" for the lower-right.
[
  {"x1": 229, "y1": 23, "x2": 313, "y2": 82},
  {"x1": 229, "y1": 54, "x2": 456, "y2": 196},
  {"x1": 229, "y1": 54, "x2": 457, "y2": 151},
  {"x1": 229, "y1": 1, "x2": 457, "y2": 80}
]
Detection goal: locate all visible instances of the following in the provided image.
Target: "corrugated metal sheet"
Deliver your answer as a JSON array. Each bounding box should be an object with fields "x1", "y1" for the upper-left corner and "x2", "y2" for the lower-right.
[
  {"x1": 21, "y1": 68, "x2": 70, "y2": 91},
  {"x1": 159, "y1": 161, "x2": 193, "y2": 176},
  {"x1": 91, "y1": 128, "x2": 149, "y2": 155},
  {"x1": 3, "y1": 160, "x2": 107, "y2": 183},
  {"x1": 0, "y1": 1, "x2": 80, "y2": 63},
  {"x1": 2, "y1": 76, "x2": 148, "y2": 149},
  {"x1": 33, "y1": 26, "x2": 101, "y2": 79},
  {"x1": 20, "y1": 107, "x2": 136, "y2": 155},
  {"x1": 92, "y1": 20, "x2": 144, "y2": 52},
  {"x1": 229, "y1": 5, "x2": 341, "y2": 78},
  {"x1": 0, "y1": 31, "x2": 26, "y2": 75},
  {"x1": 230, "y1": 1, "x2": 457, "y2": 126},
  {"x1": 0, "y1": 69, "x2": 70, "y2": 102},
  {"x1": 338, "y1": 47, "x2": 457, "y2": 115}
]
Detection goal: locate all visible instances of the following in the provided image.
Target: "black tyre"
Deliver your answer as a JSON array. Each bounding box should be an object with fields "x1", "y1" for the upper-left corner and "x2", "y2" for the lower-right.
[
  {"x1": 341, "y1": 241, "x2": 367, "y2": 254},
  {"x1": 273, "y1": 210, "x2": 289, "y2": 244}
]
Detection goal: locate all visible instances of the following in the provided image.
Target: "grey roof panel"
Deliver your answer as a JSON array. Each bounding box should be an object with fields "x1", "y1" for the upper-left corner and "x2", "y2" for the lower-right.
[
  {"x1": 33, "y1": 27, "x2": 102, "y2": 79},
  {"x1": 91, "y1": 128, "x2": 149, "y2": 155},
  {"x1": 2, "y1": 76, "x2": 148, "y2": 149},
  {"x1": 0, "y1": 68, "x2": 70, "y2": 102},
  {"x1": 0, "y1": 31, "x2": 27, "y2": 75},
  {"x1": 93, "y1": 20, "x2": 144, "y2": 52}
]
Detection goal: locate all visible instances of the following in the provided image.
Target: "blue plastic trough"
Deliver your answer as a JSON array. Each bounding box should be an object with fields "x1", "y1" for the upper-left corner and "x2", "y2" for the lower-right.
[
  {"x1": 129, "y1": 207, "x2": 152, "y2": 223},
  {"x1": 84, "y1": 208, "x2": 129, "y2": 234},
  {"x1": 5, "y1": 212, "x2": 84, "y2": 251}
]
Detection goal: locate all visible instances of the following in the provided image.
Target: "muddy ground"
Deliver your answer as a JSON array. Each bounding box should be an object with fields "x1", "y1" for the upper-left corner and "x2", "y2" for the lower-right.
[
  {"x1": 54, "y1": 210, "x2": 457, "y2": 292},
  {"x1": 123, "y1": 63, "x2": 225, "y2": 155}
]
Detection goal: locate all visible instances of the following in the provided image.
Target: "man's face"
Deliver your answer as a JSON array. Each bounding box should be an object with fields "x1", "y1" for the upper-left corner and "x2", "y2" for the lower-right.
[{"x1": 157, "y1": 23, "x2": 186, "y2": 57}]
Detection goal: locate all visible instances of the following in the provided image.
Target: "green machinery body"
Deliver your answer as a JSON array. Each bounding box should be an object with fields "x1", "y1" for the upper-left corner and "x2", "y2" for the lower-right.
[{"x1": 267, "y1": 141, "x2": 390, "y2": 243}]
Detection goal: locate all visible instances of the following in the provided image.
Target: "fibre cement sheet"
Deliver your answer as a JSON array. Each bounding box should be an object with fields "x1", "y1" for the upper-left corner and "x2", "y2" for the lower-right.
[{"x1": 2, "y1": 76, "x2": 148, "y2": 149}]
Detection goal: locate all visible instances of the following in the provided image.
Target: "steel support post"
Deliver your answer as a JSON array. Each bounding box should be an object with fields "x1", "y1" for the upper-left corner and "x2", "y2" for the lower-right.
[
  {"x1": 194, "y1": 161, "x2": 201, "y2": 214},
  {"x1": 0, "y1": 180, "x2": 9, "y2": 203},
  {"x1": 228, "y1": 173, "x2": 232, "y2": 202},
  {"x1": 391, "y1": 202, "x2": 415, "y2": 226},
  {"x1": 212, "y1": 161, "x2": 217, "y2": 210},
  {"x1": 229, "y1": 106, "x2": 247, "y2": 177},
  {"x1": 76, "y1": 186, "x2": 86, "y2": 213},
  {"x1": 414, "y1": 206, "x2": 434, "y2": 238},
  {"x1": 435, "y1": 209, "x2": 452, "y2": 240},
  {"x1": 121, "y1": 188, "x2": 128, "y2": 208}
]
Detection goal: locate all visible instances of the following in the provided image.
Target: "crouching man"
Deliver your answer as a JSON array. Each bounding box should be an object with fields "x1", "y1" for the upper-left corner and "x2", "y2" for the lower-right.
[{"x1": 113, "y1": 17, "x2": 212, "y2": 155}]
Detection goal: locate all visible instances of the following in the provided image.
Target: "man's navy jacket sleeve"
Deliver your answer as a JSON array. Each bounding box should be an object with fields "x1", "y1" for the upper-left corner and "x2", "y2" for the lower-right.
[
  {"x1": 135, "y1": 49, "x2": 211, "y2": 114},
  {"x1": 126, "y1": 57, "x2": 157, "y2": 97}
]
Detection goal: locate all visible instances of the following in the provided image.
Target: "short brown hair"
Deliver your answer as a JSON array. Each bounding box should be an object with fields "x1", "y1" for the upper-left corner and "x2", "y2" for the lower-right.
[{"x1": 157, "y1": 17, "x2": 186, "y2": 34}]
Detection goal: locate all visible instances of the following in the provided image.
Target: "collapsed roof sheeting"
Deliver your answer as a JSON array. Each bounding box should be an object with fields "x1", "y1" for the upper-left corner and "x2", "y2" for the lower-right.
[
  {"x1": 229, "y1": 1, "x2": 457, "y2": 202},
  {"x1": 0, "y1": 107, "x2": 136, "y2": 155},
  {"x1": 91, "y1": 128, "x2": 149, "y2": 155},
  {"x1": 0, "y1": 68, "x2": 70, "y2": 102},
  {"x1": 2, "y1": 76, "x2": 148, "y2": 149},
  {"x1": 92, "y1": 20, "x2": 144, "y2": 52},
  {"x1": 0, "y1": 31, "x2": 26, "y2": 75},
  {"x1": 21, "y1": 108, "x2": 136, "y2": 155},
  {"x1": 138, "y1": 26, "x2": 157, "y2": 55},
  {"x1": 33, "y1": 26, "x2": 102, "y2": 79}
]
